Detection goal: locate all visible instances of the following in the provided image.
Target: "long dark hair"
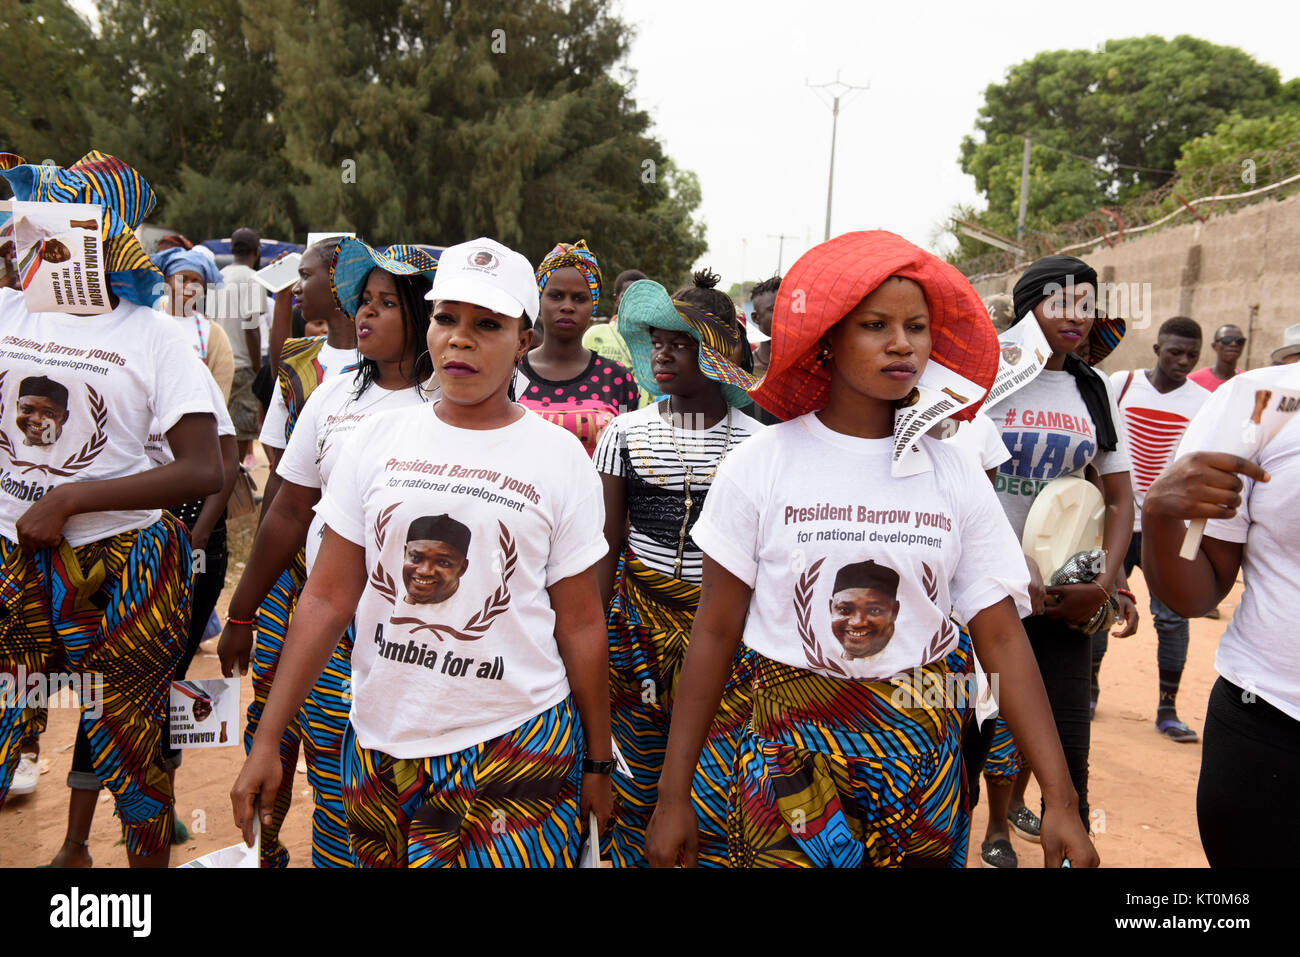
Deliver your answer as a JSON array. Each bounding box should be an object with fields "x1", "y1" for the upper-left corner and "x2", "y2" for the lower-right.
[{"x1": 352, "y1": 271, "x2": 433, "y2": 399}]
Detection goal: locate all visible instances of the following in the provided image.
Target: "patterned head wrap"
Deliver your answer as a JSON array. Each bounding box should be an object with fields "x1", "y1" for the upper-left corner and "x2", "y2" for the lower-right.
[
  {"x1": 617, "y1": 279, "x2": 756, "y2": 408},
  {"x1": 151, "y1": 246, "x2": 223, "y2": 287},
  {"x1": 330, "y1": 238, "x2": 439, "y2": 320},
  {"x1": 535, "y1": 239, "x2": 603, "y2": 310},
  {"x1": 751, "y1": 231, "x2": 998, "y2": 423},
  {"x1": 0, "y1": 150, "x2": 163, "y2": 307}
]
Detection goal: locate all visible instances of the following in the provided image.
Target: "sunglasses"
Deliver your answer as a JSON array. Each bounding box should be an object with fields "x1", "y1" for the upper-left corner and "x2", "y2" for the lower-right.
[{"x1": 1216, "y1": 336, "x2": 1247, "y2": 346}]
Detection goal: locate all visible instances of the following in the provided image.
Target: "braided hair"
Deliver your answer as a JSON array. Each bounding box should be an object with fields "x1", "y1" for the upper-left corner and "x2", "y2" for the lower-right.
[{"x1": 672, "y1": 268, "x2": 742, "y2": 339}]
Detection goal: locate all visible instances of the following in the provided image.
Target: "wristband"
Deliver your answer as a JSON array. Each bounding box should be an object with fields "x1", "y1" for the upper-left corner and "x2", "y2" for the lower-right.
[
  {"x1": 1116, "y1": 587, "x2": 1136, "y2": 603},
  {"x1": 582, "y1": 758, "x2": 614, "y2": 775},
  {"x1": 227, "y1": 615, "x2": 255, "y2": 626}
]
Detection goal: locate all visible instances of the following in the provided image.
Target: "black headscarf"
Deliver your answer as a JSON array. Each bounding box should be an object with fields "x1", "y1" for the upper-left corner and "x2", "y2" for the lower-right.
[{"x1": 1011, "y1": 255, "x2": 1119, "y2": 452}]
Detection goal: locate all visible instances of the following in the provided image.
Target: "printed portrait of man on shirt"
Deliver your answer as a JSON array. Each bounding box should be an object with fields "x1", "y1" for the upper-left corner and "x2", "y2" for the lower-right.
[
  {"x1": 402, "y1": 513, "x2": 472, "y2": 606},
  {"x1": 828, "y1": 559, "x2": 901, "y2": 661},
  {"x1": 15, "y1": 375, "x2": 71, "y2": 447}
]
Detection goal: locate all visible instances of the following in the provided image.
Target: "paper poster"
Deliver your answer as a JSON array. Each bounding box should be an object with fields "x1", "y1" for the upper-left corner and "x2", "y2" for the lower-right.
[
  {"x1": 306, "y1": 231, "x2": 355, "y2": 248},
  {"x1": 7, "y1": 201, "x2": 110, "y2": 315},
  {"x1": 892, "y1": 361, "x2": 985, "y2": 477},
  {"x1": 179, "y1": 818, "x2": 259, "y2": 869},
  {"x1": 169, "y1": 678, "x2": 238, "y2": 749},
  {"x1": 981, "y1": 313, "x2": 1050, "y2": 411}
]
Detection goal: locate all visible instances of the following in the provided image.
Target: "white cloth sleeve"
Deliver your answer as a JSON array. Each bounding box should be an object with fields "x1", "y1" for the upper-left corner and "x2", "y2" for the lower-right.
[
  {"x1": 1093, "y1": 370, "x2": 1132, "y2": 475},
  {"x1": 689, "y1": 463, "x2": 761, "y2": 588},
  {"x1": 591, "y1": 413, "x2": 625, "y2": 478},
  {"x1": 259, "y1": 387, "x2": 290, "y2": 449},
  {"x1": 151, "y1": 323, "x2": 223, "y2": 434},
  {"x1": 313, "y1": 424, "x2": 367, "y2": 546},
  {"x1": 543, "y1": 447, "x2": 608, "y2": 586},
  {"x1": 950, "y1": 456, "x2": 1033, "y2": 622},
  {"x1": 276, "y1": 385, "x2": 326, "y2": 488}
]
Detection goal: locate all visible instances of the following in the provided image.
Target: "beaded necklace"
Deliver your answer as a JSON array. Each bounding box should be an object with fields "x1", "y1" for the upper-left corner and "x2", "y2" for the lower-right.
[{"x1": 657, "y1": 397, "x2": 734, "y2": 577}]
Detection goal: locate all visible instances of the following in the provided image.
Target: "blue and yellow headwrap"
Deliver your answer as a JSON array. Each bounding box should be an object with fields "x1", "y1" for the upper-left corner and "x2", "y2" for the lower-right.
[
  {"x1": 329, "y1": 239, "x2": 439, "y2": 320},
  {"x1": 535, "y1": 239, "x2": 603, "y2": 310},
  {"x1": 0, "y1": 150, "x2": 163, "y2": 307}
]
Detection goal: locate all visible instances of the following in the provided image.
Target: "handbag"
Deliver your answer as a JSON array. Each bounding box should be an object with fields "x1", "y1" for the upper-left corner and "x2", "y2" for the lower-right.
[{"x1": 225, "y1": 465, "x2": 259, "y2": 521}]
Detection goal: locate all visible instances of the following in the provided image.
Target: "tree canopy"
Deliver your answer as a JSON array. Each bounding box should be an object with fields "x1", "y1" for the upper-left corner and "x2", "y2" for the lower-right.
[
  {"x1": 949, "y1": 35, "x2": 1296, "y2": 263},
  {"x1": 1, "y1": 0, "x2": 707, "y2": 298}
]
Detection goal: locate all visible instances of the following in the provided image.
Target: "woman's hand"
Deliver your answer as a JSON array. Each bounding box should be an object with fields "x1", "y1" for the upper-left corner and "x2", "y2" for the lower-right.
[
  {"x1": 218, "y1": 619, "x2": 255, "y2": 677},
  {"x1": 15, "y1": 485, "x2": 79, "y2": 550},
  {"x1": 1040, "y1": 804, "x2": 1100, "y2": 868},
  {"x1": 1111, "y1": 591, "x2": 1139, "y2": 637},
  {"x1": 230, "y1": 744, "x2": 283, "y2": 847},
  {"x1": 1043, "y1": 582, "x2": 1109, "y2": 630},
  {"x1": 580, "y1": 772, "x2": 613, "y2": 838},
  {"x1": 645, "y1": 796, "x2": 699, "y2": 867},
  {"x1": 1024, "y1": 555, "x2": 1046, "y2": 617}
]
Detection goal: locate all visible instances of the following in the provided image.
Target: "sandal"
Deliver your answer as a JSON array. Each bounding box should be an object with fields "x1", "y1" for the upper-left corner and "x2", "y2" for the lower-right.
[
  {"x1": 1156, "y1": 718, "x2": 1199, "y2": 743},
  {"x1": 1007, "y1": 806, "x2": 1042, "y2": 844},
  {"x1": 981, "y1": 838, "x2": 1017, "y2": 868}
]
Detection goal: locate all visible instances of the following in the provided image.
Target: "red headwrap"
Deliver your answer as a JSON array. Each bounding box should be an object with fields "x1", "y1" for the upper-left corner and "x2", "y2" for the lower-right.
[{"x1": 750, "y1": 231, "x2": 999, "y2": 422}]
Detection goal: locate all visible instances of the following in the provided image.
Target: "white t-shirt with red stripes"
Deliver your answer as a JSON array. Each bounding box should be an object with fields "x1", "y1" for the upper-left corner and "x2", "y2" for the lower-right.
[{"x1": 1110, "y1": 369, "x2": 1210, "y2": 531}]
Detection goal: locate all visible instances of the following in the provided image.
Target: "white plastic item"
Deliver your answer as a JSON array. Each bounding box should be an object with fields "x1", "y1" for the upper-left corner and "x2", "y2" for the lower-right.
[
  {"x1": 1020, "y1": 476, "x2": 1105, "y2": 580},
  {"x1": 251, "y1": 252, "x2": 301, "y2": 293}
]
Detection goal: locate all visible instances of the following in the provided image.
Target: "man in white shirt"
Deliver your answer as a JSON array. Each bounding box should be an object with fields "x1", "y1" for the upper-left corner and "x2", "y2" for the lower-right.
[
  {"x1": 215, "y1": 227, "x2": 269, "y2": 464},
  {"x1": 1095, "y1": 316, "x2": 1210, "y2": 740}
]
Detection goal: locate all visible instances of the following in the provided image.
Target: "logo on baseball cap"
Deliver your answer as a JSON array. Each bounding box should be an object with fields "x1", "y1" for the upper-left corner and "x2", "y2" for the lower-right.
[{"x1": 426, "y1": 237, "x2": 539, "y2": 324}]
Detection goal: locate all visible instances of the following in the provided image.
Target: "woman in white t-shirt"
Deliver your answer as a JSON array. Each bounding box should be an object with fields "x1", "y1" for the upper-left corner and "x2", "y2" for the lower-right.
[
  {"x1": 232, "y1": 237, "x2": 613, "y2": 867},
  {"x1": 592, "y1": 273, "x2": 764, "y2": 867},
  {"x1": 644, "y1": 231, "x2": 1097, "y2": 868},
  {"x1": 220, "y1": 240, "x2": 437, "y2": 868},
  {"x1": 1141, "y1": 365, "x2": 1300, "y2": 867},
  {"x1": 0, "y1": 152, "x2": 222, "y2": 868},
  {"x1": 981, "y1": 255, "x2": 1138, "y2": 832}
]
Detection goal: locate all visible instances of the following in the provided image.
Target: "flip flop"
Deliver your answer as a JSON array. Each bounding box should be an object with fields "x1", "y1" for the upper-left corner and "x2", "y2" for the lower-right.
[{"x1": 1156, "y1": 718, "x2": 1199, "y2": 743}]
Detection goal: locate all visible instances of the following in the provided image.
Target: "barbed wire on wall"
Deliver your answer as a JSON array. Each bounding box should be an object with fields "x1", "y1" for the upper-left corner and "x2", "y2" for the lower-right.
[{"x1": 957, "y1": 136, "x2": 1300, "y2": 282}]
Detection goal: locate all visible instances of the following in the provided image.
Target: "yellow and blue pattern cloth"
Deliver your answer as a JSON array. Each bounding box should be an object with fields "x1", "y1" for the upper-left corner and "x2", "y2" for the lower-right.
[
  {"x1": 535, "y1": 239, "x2": 603, "y2": 310},
  {"x1": 0, "y1": 150, "x2": 164, "y2": 307}
]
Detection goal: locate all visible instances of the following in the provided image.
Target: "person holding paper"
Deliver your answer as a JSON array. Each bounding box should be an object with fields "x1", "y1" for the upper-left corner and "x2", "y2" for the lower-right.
[
  {"x1": 220, "y1": 240, "x2": 435, "y2": 868},
  {"x1": 231, "y1": 237, "x2": 613, "y2": 868},
  {"x1": 980, "y1": 254, "x2": 1136, "y2": 831},
  {"x1": 592, "y1": 276, "x2": 763, "y2": 867},
  {"x1": 1140, "y1": 364, "x2": 1300, "y2": 867},
  {"x1": 1094, "y1": 317, "x2": 1210, "y2": 740},
  {"x1": 0, "y1": 151, "x2": 222, "y2": 869},
  {"x1": 644, "y1": 231, "x2": 1097, "y2": 868}
]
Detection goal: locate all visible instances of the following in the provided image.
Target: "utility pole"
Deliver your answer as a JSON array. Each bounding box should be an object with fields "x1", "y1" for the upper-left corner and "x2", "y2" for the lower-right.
[
  {"x1": 808, "y1": 72, "x2": 869, "y2": 240},
  {"x1": 1016, "y1": 134, "x2": 1032, "y2": 253},
  {"x1": 768, "y1": 233, "x2": 796, "y2": 274}
]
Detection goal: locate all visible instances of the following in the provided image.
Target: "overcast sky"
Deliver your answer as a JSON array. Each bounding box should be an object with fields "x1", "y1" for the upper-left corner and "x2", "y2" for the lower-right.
[{"x1": 615, "y1": 0, "x2": 1300, "y2": 285}]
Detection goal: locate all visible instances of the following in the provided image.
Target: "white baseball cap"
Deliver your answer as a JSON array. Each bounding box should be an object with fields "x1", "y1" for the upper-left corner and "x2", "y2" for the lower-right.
[{"x1": 425, "y1": 237, "x2": 539, "y2": 324}]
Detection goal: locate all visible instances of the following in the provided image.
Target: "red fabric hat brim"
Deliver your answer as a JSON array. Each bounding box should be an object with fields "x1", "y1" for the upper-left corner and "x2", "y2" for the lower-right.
[{"x1": 750, "y1": 231, "x2": 999, "y2": 423}]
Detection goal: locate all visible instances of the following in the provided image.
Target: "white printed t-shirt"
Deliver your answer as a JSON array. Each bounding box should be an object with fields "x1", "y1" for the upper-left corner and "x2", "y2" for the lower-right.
[
  {"x1": 317, "y1": 404, "x2": 608, "y2": 758},
  {"x1": 1109, "y1": 370, "x2": 1210, "y2": 531},
  {"x1": 258, "y1": 341, "x2": 358, "y2": 449},
  {"x1": 278, "y1": 373, "x2": 431, "y2": 571},
  {"x1": 145, "y1": 372, "x2": 234, "y2": 467},
  {"x1": 933, "y1": 410, "x2": 1011, "y2": 472},
  {"x1": 1177, "y1": 365, "x2": 1300, "y2": 721},
  {"x1": 691, "y1": 413, "x2": 1031, "y2": 682},
  {"x1": 982, "y1": 368, "x2": 1132, "y2": 540},
  {"x1": 0, "y1": 288, "x2": 218, "y2": 545}
]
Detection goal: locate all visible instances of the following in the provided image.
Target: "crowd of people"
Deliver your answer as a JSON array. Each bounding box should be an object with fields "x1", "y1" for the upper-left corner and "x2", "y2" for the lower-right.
[{"x1": 0, "y1": 150, "x2": 1296, "y2": 869}]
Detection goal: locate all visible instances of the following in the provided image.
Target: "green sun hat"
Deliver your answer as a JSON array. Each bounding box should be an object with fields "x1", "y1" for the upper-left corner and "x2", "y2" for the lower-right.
[{"x1": 616, "y1": 279, "x2": 756, "y2": 408}]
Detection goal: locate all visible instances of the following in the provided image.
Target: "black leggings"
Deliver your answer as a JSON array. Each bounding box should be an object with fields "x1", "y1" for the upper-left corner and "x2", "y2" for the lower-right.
[
  {"x1": 1197, "y1": 677, "x2": 1300, "y2": 866},
  {"x1": 1024, "y1": 614, "x2": 1091, "y2": 828}
]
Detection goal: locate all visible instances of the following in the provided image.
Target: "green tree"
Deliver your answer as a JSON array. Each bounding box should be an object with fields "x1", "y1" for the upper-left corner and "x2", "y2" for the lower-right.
[
  {"x1": 1175, "y1": 109, "x2": 1300, "y2": 177},
  {"x1": 0, "y1": 0, "x2": 104, "y2": 167},
  {"x1": 955, "y1": 35, "x2": 1291, "y2": 257}
]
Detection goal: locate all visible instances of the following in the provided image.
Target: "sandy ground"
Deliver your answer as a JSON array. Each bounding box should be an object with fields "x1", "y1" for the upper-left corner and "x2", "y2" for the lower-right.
[{"x1": 0, "y1": 453, "x2": 1233, "y2": 867}]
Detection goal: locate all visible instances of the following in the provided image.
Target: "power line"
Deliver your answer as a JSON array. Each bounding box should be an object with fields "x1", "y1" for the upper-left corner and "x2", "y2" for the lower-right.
[{"x1": 1031, "y1": 140, "x2": 1175, "y2": 175}]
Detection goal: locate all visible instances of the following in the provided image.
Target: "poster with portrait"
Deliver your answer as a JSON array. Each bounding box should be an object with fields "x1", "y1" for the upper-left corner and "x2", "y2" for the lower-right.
[
  {"x1": 169, "y1": 678, "x2": 239, "y2": 749},
  {"x1": 6, "y1": 201, "x2": 110, "y2": 315}
]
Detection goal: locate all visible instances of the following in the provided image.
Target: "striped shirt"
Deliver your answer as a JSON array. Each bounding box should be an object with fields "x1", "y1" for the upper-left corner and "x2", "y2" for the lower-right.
[{"x1": 594, "y1": 403, "x2": 764, "y2": 582}]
